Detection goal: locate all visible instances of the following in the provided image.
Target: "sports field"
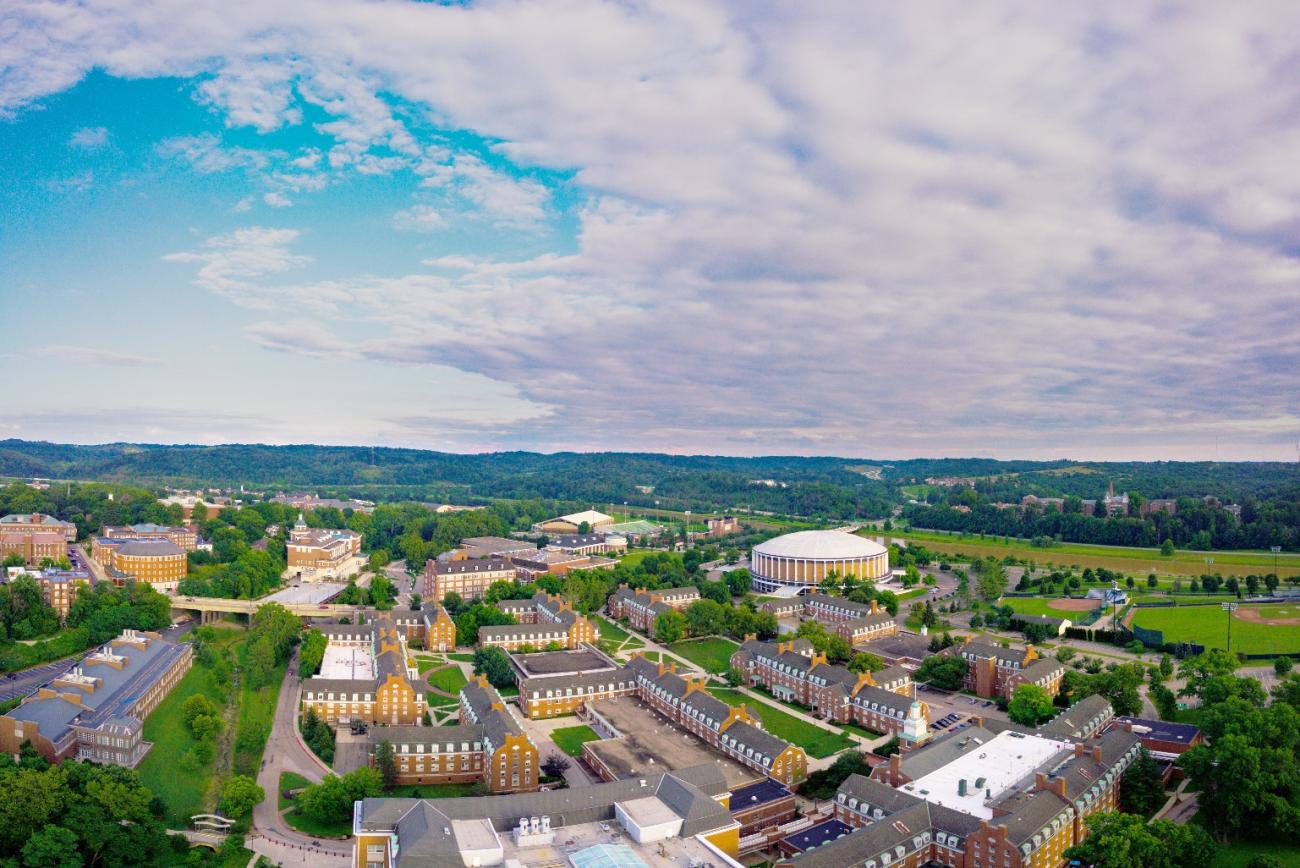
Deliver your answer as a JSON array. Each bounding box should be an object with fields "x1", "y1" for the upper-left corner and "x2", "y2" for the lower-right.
[
  {"x1": 999, "y1": 597, "x2": 1101, "y2": 618},
  {"x1": 1131, "y1": 603, "x2": 1300, "y2": 655},
  {"x1": 882, "y1": 528, "x2": 1300, "y2": 580}
]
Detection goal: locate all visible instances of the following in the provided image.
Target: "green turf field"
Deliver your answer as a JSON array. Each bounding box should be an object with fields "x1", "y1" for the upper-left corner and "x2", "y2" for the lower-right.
[
  {"x1": 1132, "y1": 603, "x2": 1300, "y2": 654},
  {"x1": 592, "y1": 614, "x2": 630, "y2": 642},
  {"x1": 707, "y1": 688, "x2": 854, "y2": 758},
  {"x1": 666, "y1": 637, "x2": 740, "y2": 671},
  {"x1": 551, "y1": 724, "x2": 601, "y2": 757}
]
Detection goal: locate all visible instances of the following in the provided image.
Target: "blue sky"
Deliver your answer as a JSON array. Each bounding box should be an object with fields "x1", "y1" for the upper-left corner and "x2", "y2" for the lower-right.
[{"x1": 1, "y1": 2, "x2": 1298, "y2": 460}]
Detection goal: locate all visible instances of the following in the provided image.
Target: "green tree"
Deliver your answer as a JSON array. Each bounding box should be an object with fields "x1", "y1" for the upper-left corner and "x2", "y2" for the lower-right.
[
  {"x1": 1120, "y1": 748, "x2": 1166, "y2": 815},
  {"x1": 1160, "y1": 539, "x2": 1175, "y2": 556},
  {"x1": 299, "y1": 628, "x2": 328, "y2": 679},
  {"x1": 472, "y1": 646, "x2": 515, "y2": 689},
  {"x1": 375, "y1": 740, "x2": 398, "y2": 791},
  {"x1": 974, "y1": 557, "x2": 1007, "y2": 601},
  {"x1": 847, "y1": 653, "x2": 886, "y2": 673},
  {"x1": 409, "y1": 592, "x2": 422, "y2": 611},
  {"x1": 1151, "y1": 683, "x2": 1178, "y2": 721},
  {"x1": 914, "y1": 655, "x2": 968, "y2": 690},
  {"x1": 654, "y1": 610, "x2": 687, "y2": 644},
  {"x1": 220, "y1": 775, "x2": 265, "y2": 818},
  {"x1": 1007, "y1": 684, "x2": 1056, "y2": 725},
  {"x1": 1274, "y1": 656, "x2": 1293, "y2": 677},
  {"x1": 1064, "y1": 812, "x2": 1215, "y2": 868},
  {"x1": 20, "y1": 825, "x2": 83, "y2": 868},
  {"x1": 683, "y1": 599, "x2": 727, "y2": 637},
  {"x1": 724, "y1": 568, "x2": 752, "y2": 597}
]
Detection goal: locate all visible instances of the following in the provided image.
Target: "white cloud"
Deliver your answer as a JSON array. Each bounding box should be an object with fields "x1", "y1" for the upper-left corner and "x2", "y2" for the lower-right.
[
  {"x1": 31, "y1": 345, "x2": 162, "y2": 367},
  {"x1": 392, "y1": 204, "x2": 444, "y2": 232},
  {"x1": 157, "y1": 133, "x2": 273, "y2": 173},
  {"x1": 163, "y1": 227, "x2": 312, "y2": 307},
  {"x1": 9, "y1": 1, "x2": 1300, "y2": 456},
  {"x1": 263, "y1": 191, "x2": 292, "y2": 208},
  {"x1": 68, "y1": 126, "x2": 109, "y2": 149}
]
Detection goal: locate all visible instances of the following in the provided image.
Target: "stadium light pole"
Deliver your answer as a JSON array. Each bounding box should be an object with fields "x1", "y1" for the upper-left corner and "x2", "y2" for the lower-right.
[
  {"x1": 1221, "y1": 601, "x2": 1237, "y2": 655},
  {"x1": 1272, "y1": 546, "x2": 1282, "y2": 587}
]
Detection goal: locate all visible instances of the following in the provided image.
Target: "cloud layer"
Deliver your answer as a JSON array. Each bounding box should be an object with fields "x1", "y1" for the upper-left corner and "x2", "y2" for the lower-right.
[{"x1": 6, "y1": 0, "x2": 1300, "y2": 457}]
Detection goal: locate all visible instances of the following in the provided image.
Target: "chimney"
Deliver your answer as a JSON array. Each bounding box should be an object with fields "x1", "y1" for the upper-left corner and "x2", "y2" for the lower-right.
[{"x1": 744, "y1": 633, "x2": 756, "y2": 643}]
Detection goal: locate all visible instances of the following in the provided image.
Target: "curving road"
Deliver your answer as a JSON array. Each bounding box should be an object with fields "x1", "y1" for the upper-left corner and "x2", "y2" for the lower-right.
[{"x1": 249, "y1": 650, "x2": 351, "y2": 867}]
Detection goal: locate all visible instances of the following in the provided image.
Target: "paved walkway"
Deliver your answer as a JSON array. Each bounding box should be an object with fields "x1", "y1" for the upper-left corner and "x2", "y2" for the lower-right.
[{"x1": 250, "y1": 651, "x2": 351, "y2": 867}]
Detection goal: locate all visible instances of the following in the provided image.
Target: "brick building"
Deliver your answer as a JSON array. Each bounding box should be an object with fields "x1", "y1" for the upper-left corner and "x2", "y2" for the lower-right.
[
  {"x1": 91, "y1": 537, "x2": 188, "y2": 591},
  {"x1": 477, "y1": 592, "x2": 598, "y2": 651},
  {"x1": 0, "y1": 513, "x2": 77, "y2": 541},
  {"x1": 300, "y1": 617, "x2": 426, "y2": 727},
  {"x1": 730, "y1": 638, "x2": 923, "y2": 738},
  {"x1": 518, "y1": 668, "x2": 637, "y2": 718},
  {"x1": 423, "y1": 557, "x2": 517, "y2": 604},
  {"x1": 760, "y1": 593, "x2": 899, "y2": 646},
  {"x1": 102, "y1": 523, "x2": 199, "y2": 550},
  {"x1": 286, "y1": 514, "x2": 362, "y2": 580},
  {"x1": 0, "y1": 530, "x2": 68, "y2": 565},
  {"x1": 545, "y1": 533, "x2": 628, "y2": 556},
  {"x1": 458, "y1": 677, "x2": 539, "y2": 792},
  {"x1": 729, "y1": 777, "x2": 797, "y2": 835},
  {"x1": 948, "y1": 640, "x2": 1065, "y2": 701},
  {"x1": 607, "y1": 584, "x2": 701, "y2": 632},
  {"x1": 0, "y1": 630, "x2": 192, "y2": 767},
  {"x1": 625, "y1": 654, "x2": 808, "y2": 786}
]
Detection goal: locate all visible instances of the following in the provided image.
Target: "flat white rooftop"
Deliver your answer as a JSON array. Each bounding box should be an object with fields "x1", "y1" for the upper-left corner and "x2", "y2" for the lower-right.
[
  {"x1": 903, "y1": 730, "x2": 1071, "y2": 818},
  {"x1": 263, "y1": 582, "x2": 347, "y2": 604},
  {"x1": 617, "y1": 795, "x2": 680, "y2": 828},
  {"x1": 320, "y1": 645, "x2": 374, "y2": 681}
]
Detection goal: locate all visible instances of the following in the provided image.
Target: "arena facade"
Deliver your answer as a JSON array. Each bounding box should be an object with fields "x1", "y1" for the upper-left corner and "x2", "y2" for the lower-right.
[{"x1": 750, "y1": 530, "x2": 888, "y2": 594}]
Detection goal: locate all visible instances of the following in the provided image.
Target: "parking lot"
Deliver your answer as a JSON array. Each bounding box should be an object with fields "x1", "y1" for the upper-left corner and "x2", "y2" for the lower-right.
[{"x1": 917, "y1": 684, "x2": 1009, "y2": 734}]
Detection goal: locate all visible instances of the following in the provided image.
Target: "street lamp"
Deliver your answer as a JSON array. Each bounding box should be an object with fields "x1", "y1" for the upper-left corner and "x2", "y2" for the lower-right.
[{"x1": 1221, "y1": 601, "x2": 1238, "y2": 655}]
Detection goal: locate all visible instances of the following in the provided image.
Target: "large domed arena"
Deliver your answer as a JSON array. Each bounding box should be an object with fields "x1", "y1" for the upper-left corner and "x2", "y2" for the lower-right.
[{"x1": 749, "y1": 530, "x2": 889, "y2": 594}]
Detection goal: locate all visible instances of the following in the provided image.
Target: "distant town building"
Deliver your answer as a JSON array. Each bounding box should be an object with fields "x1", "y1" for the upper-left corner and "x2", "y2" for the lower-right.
[
  {"x1": 0, "y1": 630, "x2": 191, "y2": 767},
  {"x1": 706, "y1": 515, "x2": 740, "y2": 537},
  {"x1": 453, "y1": 536, "x2": 539, "y2": 560},
  {"x1": 510, "y1": 549, "x2": 608, "y2": 580},
  {"x1": 1101, "y1": 482, "x2": 1130, "y2": 516},
  {"x1": 1140, "y1": 498, "x2": 1178, "y2": 517},
  {"x1": 285, "y1": 514, "x2": 362, "y2": 580},
  {"x1": 90, "y1": 537, "x2": 188, "y2": 591},
  {"x1": 760, "y1": 593, "x2": 898, "y2": 646},
  {"x1": 157, "y1": 494, "x2": 232, "y2": 520}
]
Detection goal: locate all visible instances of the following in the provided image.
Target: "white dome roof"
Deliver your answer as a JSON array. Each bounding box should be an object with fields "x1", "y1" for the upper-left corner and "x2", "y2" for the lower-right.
[{"x1": 752, "y1": 530, "x2": 887, "y2": 560}]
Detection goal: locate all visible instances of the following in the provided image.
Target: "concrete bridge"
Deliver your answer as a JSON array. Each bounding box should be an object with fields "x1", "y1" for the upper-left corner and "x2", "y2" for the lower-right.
[{"x1": 171, "y1": 595, "x2": 359, "y2": 624}]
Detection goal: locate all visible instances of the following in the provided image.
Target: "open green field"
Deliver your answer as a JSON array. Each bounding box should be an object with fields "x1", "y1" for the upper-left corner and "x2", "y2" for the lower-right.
[
  {"x1": 999, "y1": 597, "x2": 1100, "y2": 618},
  {"x1": 1211, "y1": 840, "x2": 1300, "y2": 867},
  {"x1": 882, "y1": 528, "x2": 1300, "y2": 579},
  {"x1": 551, "y1": 724, "x2": 601, "y2": 757},
  {"x1": 1132, "y1": 603, "x2": 1300, "y2": 655},
  {"x1": 592, "y1": 615, "x2": 630, "y2": 642},
  {"x1": 426, "y1": 665, "x2": 469, "y2": 695},
  {"x1": 282, "y1": 804, "x2": 352, "y2": 838},
  {"x1": 666, "y1": 637, "x2": 740, "y2": 672},
  {"x1": 707, "y1": 688, "x2": 854, "y2": 758},
  {"x1": 447, "y1": 652, "x2": 476, "y2": 662},
  {"x1": 137, "y1": 627, "x2": 243, "y2": 825}
]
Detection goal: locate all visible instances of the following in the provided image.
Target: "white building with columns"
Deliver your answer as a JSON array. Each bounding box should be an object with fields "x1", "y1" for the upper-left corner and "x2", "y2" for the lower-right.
[{"x1": 749, "y1": 530, "x2": 889, "y2": 594}]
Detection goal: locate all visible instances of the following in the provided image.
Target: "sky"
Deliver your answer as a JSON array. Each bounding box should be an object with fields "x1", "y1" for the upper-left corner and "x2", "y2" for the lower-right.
[{"x1": 1, "y1": 1, "x2": 1298, "y2": 462}]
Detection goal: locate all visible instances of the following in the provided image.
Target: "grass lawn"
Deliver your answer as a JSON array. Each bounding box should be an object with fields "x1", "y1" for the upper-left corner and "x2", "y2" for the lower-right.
[
  {"x1": 497, "y1": 684, "x2": 519, "y2": 697},
  {"x1": 665, "y1": 637, "x2": 740, "y2": 672},
  {"x1": 707, "y1": 688, "x2": 854, "y2": 759},
  {"x1": 896, "y1": 587, "x2": 931, "y2": 600},
  {"x1": 414, "y1": 655, "x2": 444, "y2": 674},
  {"x1": 1132, "y1": 603, "x2": 1300, "y2": 654},
  {"x1": 882, "y1": 528, "x2": 1300, "y2": 579},
  {"x1": 447, "y1": 652, "x2": 476, "y2": 662},
  {"x1": 282, "y1": 806, "x2": 352, "y2": 838},
  {"x1": 592, "y1": 615, "x2": 630, "y2": 642},
  {"x1": 551, "y1": 724, "x2": 601, "y2": 757},
  {"x1": 426, "y1": 665, "x2": 468, "y2": 695},
  {"x1": 841, "y1": 722, "x2": 883, "y2": 739},
  {"x1": 1211, "y1": 841, "x2": 1300, "y2": 867},
  {"x1": 137, "y1": 627, "x2": 242, "y2": 826},
  {"x1": 278, "y1": 771, "x2": 311, "y2": 810}
]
